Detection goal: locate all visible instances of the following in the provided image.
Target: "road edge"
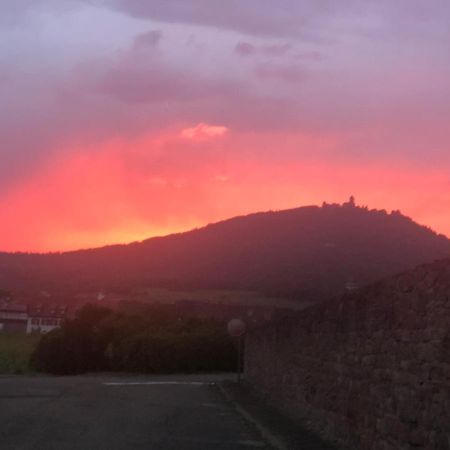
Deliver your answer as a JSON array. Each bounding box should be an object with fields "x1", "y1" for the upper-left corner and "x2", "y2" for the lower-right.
[{"x1": 216, "y1": 382, "x2": 287, "y2": 450}]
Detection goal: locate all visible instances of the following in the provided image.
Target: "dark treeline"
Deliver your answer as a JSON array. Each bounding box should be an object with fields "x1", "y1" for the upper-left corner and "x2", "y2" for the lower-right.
[{"x1": 31, "y1": 304, "x2": 236, "y2": 375}]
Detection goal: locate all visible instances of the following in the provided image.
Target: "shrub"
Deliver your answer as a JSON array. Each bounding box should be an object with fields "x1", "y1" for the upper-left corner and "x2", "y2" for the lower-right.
[{"x1": 31, "y1": 303, "x2": 237, "y2": 375}]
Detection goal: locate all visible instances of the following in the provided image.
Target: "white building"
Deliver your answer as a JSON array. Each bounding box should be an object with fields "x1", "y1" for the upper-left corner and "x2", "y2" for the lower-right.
[
  {"x1": 0, "y1": 301, "x2": 67, "y2": 334},
  {"x1": 26, "y1": 305, "x2": 67, "y2": 334}
]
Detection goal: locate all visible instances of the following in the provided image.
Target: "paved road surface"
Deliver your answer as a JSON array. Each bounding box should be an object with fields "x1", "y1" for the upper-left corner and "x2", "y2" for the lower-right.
[{"x1": 0, "y1": 374, "x2": 270, "y2": 450}]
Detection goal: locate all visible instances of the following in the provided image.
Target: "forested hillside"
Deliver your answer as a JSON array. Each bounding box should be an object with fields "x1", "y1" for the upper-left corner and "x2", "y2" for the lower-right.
[{"x1": 1, "y1": 203, "x2": 449, "y2": 302}]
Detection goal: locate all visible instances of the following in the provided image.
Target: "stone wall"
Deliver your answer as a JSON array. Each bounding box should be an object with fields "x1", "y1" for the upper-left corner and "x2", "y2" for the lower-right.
[{"x1": 245, "y1": 259, "x2": 450, "y2": 450}]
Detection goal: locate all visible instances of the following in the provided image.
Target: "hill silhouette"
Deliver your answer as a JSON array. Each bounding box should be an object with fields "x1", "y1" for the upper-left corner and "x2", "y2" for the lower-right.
[{"x1": 0, "y1": 202, "x2": 449, "y2": 302}]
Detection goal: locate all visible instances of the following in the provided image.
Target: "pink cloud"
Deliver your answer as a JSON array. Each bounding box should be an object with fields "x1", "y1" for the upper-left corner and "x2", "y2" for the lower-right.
[{"x1": 181, "y1": 123, "x2": 229, "y2": 140}]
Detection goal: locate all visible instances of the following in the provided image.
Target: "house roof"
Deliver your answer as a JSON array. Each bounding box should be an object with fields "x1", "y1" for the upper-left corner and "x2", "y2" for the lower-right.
[
  {"x1": 0, "y1": 302, "x2": 27, "y2": 313},
  {"x1": 28, "y1": 304, "x2": 68, "y2": 318}
]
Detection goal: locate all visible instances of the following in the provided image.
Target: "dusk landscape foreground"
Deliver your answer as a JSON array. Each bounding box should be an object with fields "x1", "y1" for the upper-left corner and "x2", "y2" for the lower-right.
[
  {"x1": 1, "y1": 1, "x2": 449, "y2": 449},
  {"x1": 1, "y1": 202, "x2": 449, "y2": 449}
]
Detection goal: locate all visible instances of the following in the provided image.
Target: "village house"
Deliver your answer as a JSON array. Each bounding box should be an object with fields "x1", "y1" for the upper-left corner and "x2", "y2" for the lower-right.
[
  {"x1": 0, "y1": 303, "x2": 28, "y2": 333},
  {"x1": 26, "y1": 304, "x2": 67, "y2": 334},
  {"x1": 0, "y1": 301, "x2": 67, "y2": 334}
]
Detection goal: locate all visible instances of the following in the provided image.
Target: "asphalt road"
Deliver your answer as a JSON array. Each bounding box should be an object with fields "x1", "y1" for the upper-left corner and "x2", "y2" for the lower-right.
[{"x1": 0, "y1": 374, "x2": 271, "y2": 450}]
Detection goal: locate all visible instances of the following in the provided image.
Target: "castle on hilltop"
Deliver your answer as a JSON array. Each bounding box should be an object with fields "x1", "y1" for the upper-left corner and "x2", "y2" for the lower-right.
[{"x1": 322, "y1": 196, "x2": 357, "y2": 208}]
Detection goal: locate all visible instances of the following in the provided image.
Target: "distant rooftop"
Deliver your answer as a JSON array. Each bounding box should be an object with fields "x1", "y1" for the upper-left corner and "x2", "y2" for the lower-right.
[
  {"x1": 28, "y1": 304, "x2": 68, "y2": 318},
  {"x1": 0, "y1": 301, "x2": 67, "y2": 318},
  {"x1": 0, "y1": 302, "x2": 27, "y2": 313}
]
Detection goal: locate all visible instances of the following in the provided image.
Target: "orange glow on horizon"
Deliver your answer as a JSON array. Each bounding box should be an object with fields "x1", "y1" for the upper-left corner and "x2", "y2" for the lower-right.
[
  {"x1": 0, "y1": 129, "x2": 449, "y2": 253},
  {"x1": 2, "y1": 2, "x2": 450, "y2": 254}
]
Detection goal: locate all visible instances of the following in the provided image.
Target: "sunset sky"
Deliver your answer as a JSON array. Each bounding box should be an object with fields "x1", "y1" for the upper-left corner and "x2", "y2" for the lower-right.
[{"x1": 1, "y1": 1, "x2": 449, "y2": 252}]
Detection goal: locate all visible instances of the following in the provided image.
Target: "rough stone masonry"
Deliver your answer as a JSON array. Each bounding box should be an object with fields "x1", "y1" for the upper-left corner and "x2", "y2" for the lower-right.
[{"x1": 245, "y1": 259, "x2": 450, "y2": 450}]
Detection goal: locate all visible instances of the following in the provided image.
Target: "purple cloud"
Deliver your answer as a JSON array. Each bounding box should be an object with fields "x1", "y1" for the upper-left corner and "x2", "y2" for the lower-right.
[
  {"x1": 261, "y1": 43, "x2": 292, "y2": 57},
  {"x1": 235, "y1": 41, "x2": 293, "y2": 58},
  {"x1": 235, "y1": 42, "x2": 256, "y2": 57},
  {"x1": 108, "y1": 0, "x2": 450, "y2": 41},
  {"x1": 254, "y1": 63, "x2": 307, "y2": 83},
  {"x1": 111, "y1": 0, "x2": 311, "y2": 38},
  {"x1": 133, "y1": 30, "x2": 162, "y2": 49}
]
